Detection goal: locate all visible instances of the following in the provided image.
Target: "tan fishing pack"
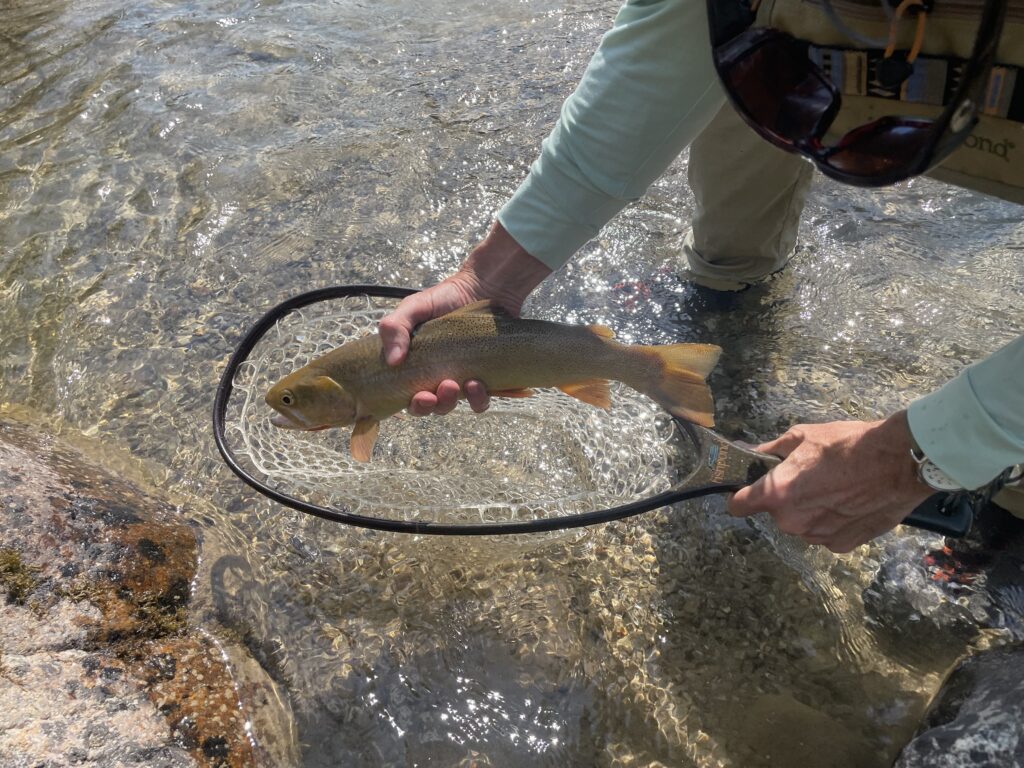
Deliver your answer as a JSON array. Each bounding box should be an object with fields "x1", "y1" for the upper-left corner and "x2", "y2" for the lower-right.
[{"x1": 759, "y1": 0, "x2": 1024, "y2": 202}]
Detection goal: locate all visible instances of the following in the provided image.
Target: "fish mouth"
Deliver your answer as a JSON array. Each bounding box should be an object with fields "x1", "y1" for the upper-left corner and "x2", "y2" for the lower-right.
[
  {"x1": 270, "y1": 412, "x2": 306, "y2": 430},
  {"x1": 269, "y1": 412, "x2": 332, "y2": 431}
]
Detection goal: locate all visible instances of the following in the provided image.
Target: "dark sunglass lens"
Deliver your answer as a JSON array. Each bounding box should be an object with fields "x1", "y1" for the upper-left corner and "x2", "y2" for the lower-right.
[
  {"x1": 721, "y1": 34, "x2": 836, "y2": 143},
  {"x1": 826, "y1": 118, "x2": 933, "y2": 177}
]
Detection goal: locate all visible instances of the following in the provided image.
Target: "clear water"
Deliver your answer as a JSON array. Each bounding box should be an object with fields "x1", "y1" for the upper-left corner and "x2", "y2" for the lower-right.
[{"x1": 1, "y1": 1, "x2": 1022, "y2": 766}]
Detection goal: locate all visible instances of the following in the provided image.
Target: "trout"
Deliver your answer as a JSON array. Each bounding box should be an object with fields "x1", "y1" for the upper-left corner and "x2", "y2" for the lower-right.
[{"x1": 265, "y1": 301, "x2": 721, "y2": 461}]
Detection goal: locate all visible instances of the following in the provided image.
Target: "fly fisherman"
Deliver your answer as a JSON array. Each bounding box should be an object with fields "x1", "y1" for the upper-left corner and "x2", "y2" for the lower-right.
[{"x1": 378, "y1": 0, "x2": 1023, "y2": 554}]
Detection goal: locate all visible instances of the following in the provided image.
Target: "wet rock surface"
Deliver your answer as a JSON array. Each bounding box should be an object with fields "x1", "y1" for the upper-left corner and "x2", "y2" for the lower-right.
[
  {"x1": 0, "y1": 419, "x2": 297, "y2": 767},
  {"x1": 866, "y1": 511, "x2": 1024, "y2": 768},
  {"x1": 1, "y1": 646, "x2": 195, "y2": 768},
  {"x1": 862, "y1": 538, "x2": 986, "y2": 667},
  {"x1": 894, "y1": 644, "x2": 1024, "y2": 768}
]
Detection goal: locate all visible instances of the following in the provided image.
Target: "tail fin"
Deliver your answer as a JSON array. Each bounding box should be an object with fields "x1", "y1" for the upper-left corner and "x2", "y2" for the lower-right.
[{"x1": 637, "y1": 343, "x2": 721, "y2": 427}]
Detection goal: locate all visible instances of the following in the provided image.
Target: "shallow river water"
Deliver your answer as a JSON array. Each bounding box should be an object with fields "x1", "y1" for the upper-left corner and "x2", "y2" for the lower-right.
[{"x1": 1, "y1": 1, "x2": 1022, "y2": 766}]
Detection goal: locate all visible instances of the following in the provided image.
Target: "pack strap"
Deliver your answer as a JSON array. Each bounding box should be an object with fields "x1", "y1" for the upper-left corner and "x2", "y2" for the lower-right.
[{"x1": 809, "y1": 45, "x2": 1024, "y2": 121}]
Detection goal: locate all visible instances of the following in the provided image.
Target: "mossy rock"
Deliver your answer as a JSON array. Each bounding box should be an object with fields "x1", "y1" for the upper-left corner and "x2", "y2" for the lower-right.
[{"x1": 0, "y1": 418, "x2": 297, "y2": 767}]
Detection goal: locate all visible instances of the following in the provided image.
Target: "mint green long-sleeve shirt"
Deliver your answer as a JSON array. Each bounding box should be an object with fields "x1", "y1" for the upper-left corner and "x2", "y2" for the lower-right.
[
  {"x1": 498, "y1": 0, "x2": 724, "y2": 266},
  {"x1": 497, "y1": 0, "x2": 1023, "y2": 489},
  {"x1": 909, "y1": 337, "x2": 1024, "y2": 490}
]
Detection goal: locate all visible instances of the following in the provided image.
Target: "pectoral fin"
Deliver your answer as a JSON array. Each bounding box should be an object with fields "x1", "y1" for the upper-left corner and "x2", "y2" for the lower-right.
[
  {"x1": 558, "y1": 380, "x2": 611, "y2": 409},
  {"x1": 350, "y1": 418, "x2": 380, "y2": 462}
]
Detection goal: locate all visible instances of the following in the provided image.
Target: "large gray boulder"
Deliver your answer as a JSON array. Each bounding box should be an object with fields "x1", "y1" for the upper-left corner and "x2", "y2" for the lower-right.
[
  {"x1": 894, "y1": 644, "x2": 1024, "y2": 768},
  {"x1": 0, "y1": 418, "x2": 297, "y2": 768}
]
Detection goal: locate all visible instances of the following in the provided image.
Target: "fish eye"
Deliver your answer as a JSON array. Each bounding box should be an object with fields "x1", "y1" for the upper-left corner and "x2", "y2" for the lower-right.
[{"x1": 280, "y1": 390, "x2": 295, "y2": 406}]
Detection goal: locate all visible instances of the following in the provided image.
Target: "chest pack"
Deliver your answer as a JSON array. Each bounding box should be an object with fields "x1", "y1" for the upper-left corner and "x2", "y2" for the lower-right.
[{"x1": 760, "y1": 0, "x2": 1024, "y2": 203}]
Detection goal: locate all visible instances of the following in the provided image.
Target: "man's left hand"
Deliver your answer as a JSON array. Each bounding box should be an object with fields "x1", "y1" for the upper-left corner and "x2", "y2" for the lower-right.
[{"x1": 728, "y1": 412, "x2": 933, "y2": 553}]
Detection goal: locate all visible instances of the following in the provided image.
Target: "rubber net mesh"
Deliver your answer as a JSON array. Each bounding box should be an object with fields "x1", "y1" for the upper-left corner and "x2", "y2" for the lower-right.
[{"x1": 224, "y1": 294, "x2": 686, "y2": 527}]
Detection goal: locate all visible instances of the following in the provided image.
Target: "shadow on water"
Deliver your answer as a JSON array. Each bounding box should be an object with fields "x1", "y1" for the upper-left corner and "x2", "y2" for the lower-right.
[{"x1": 648, "y1": 504, "x2": 911, "y2": 768}]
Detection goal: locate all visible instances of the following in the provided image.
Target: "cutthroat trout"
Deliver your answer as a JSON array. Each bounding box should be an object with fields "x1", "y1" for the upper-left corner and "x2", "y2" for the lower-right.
[{"x1": 265, "y1": 301, "x2": 721, "y2": 461}]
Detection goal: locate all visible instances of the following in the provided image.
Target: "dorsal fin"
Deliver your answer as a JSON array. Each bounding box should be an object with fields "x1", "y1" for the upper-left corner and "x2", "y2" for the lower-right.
[{"x1": 444, "y1": 300, "x2": 514, "y2": 318}]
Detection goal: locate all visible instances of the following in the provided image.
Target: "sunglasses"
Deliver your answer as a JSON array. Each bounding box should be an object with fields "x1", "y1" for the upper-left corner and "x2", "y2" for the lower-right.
[{"x1": 707, "y1": 0, "x2": 1008, "y2": 186}]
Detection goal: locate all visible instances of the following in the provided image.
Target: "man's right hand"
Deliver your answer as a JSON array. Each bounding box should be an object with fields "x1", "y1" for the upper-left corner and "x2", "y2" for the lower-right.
[
  {"x1": 377, "y1": 221, "x2": 552, "y2": 417},
  {"x1": 378, "y1": 275, "x2": 490, "y2": 368},
  {"x1": 378, "y1": 275, "x2": 497, "y2": 415}
]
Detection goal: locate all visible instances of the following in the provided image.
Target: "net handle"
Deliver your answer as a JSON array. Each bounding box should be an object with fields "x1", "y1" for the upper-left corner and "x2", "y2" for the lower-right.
[{"x1": 212, "y1": 285, "x2": 736, "y2": 535}]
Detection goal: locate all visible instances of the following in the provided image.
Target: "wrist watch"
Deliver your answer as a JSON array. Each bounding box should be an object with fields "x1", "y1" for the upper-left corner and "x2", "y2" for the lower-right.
[{"x1": 909, "y1": 439, "x2": 963, "y2": 492}]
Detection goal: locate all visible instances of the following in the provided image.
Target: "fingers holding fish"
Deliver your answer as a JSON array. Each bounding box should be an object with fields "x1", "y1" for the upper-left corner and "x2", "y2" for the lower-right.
[
  {"x1": 378, "y1": 275, "x2": 484, "y2": 366},
  {"x1": 407, "y1": 379, "x2": 490, "y2": 416},
  {"x1": 378, "y1": 223, "x2": 551, "y2": 368},
  {"x1": 405, "y1": 380, "x2": 457, "y2": 416},
  {"x1": 464, "y1": 379, "x2": 490, "y2": 413}
]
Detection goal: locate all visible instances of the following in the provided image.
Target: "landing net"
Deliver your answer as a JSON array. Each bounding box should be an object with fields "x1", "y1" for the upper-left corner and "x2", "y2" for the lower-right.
[{"x1": 218, "y1": 289, "x2": 688, "y2": 531}]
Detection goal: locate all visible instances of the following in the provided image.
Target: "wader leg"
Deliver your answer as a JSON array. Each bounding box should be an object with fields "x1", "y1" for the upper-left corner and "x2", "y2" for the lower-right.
[
  {"x1": 683, "y1": 102, "x2": 815, "y2": 291},
  {"x1": 994, "y1": 484, "x2": 1024, "y2": 519}
]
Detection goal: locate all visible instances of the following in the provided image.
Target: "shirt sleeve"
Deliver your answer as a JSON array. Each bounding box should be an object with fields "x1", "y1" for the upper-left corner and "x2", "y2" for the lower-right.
[
  {"x1": 497, "y1": 0, "x2": 725, "y2": 270},
  {"x1": 907, "y1": 335, "x2": 1024, "y2": 490}
]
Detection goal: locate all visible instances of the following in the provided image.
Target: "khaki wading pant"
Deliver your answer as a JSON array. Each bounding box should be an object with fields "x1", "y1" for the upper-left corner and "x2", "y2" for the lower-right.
[
  {"x1": 684, "y1": 102, "x2": 1024, "y2": 516},
  {"x1": 682, "y1": 101, "x2": 814, "y2": 292}
]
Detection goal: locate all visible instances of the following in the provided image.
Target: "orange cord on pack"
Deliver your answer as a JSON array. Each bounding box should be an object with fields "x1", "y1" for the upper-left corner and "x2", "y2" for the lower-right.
[{"x1": 885, "y1": 0, "x2": 929, "y2": 63}]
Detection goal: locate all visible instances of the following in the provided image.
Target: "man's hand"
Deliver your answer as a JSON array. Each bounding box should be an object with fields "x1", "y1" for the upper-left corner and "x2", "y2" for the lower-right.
[
  {"x1": 728, "y1": 411, "x2": 933, "y2": 553},
  {"x1": 378, "y1": 276, "x2": 496, "y2": 415},
  {"x1": 377, "y1": 221, "x2": 551, "y2": 417}
]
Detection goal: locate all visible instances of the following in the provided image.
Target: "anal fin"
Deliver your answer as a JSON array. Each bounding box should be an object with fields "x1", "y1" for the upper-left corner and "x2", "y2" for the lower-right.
[
  {"x1": 558, "y1": 380, "x2": 611, "y2": 409},
  {"x1": 588, "y1": 324, "x2": 615, "y2": 340},
  {"x1": 491, "y1": 388, "x2": 536, "y2": 398}
]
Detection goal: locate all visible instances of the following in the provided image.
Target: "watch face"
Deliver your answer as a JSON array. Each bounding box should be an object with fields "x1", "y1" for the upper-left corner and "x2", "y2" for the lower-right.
[{"x1": 920, "y1": 460, "x2": 962, "y2": 491}]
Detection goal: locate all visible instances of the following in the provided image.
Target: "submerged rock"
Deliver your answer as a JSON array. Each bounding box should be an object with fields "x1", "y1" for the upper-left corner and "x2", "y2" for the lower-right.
[
  {"x1": 861, "y1": 538, "x2": 985, "y2": 666},
  {"x1": 0, "y1": 418, "x2": 297, "y2": 767},
  {"x1": 871, "y1": 510, "x2": 1024, "y2": 767},
  {"x1": 894, "y1": 644, "x2": 1024, "y2": 767}
]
